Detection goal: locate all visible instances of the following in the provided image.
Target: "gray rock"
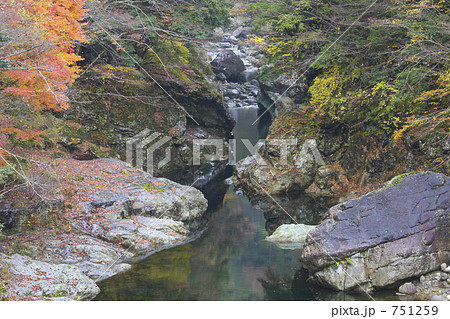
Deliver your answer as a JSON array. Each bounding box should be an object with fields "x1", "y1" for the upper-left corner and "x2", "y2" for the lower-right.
[
  {"x1": 430, "y1": 295, "x2": 448, "y2": 301},
  {"x1": 76, "y1": 261, "x2": 131, "y2": 281},
  {"x1": 444, "y1": 266, "x2": 450, "y2": 274},
  {"x1": 441, "y1": 272, "x2": 449, "y2": 280},
  {"x1": 211, "y1": 50, "x2": 246, "y2": 83},
  {"x1": 0, "y1": 254, "x2": 99, "y2": 300},
  {"x1": 399, "y1": 282, "x2": 417, "y2": 295},
  {"x1": 236, "y1": 139, "x2": 324, "y2": 196},
  {"x1": 267, "y1": 224, "x2": 316, "y2": 242},
  {"x1": 300, "y1": 172, "x2": 450, "y2": 292},
  {"x1": 215, "y1": 72, "x2": 227, "y2": 81},
  {"x1": 103, "y1": 217, "x2": 190, "y2": 253},
  {"x1": 441, "y1": 263, "x2": 448, "y2": 271},
  {"x1": 266, "y1": 224, "x2": 317, "y2": 250},
  {"x1": 69, "y1": 244, "x2": 121, "y2": 264},
  {"x1": 232, "y1": 26, "x2": 248, "y2": 38}
]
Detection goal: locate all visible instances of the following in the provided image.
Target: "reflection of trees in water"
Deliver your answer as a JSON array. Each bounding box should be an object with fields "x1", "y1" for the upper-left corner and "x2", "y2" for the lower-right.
[
  {"x1": 95, "y1": 244, "x2": 198, "y2": 300},
  {"x1": 96, "y1": 183, "x2": 313, "y2": 300},
  {"x1": 187, "y1": 190, "x2": 260, "y2": 300}
]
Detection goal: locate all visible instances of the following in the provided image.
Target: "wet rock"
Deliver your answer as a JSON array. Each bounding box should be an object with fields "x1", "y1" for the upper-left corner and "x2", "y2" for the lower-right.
[
  {"x1": 300, "y1": 172, "x2": 450, "y2": 292},
  {"x1": 399, "y1": 282, "x2": 417, "y2": 295},
  {"x1": 211, "y1": 50, "x2": 246, "y2": 83},
  {"x1": 0, "y1": 254, "x2": 100, "y2": 300}
]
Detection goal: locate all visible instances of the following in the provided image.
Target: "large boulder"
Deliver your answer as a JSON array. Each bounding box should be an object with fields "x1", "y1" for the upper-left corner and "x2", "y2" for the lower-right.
[
  {"x1": 300, "y1": 172, "x2": 450, "y2": 292},
  {"x1": 211, "y1": 50, "x2": 246, "y2": 83}
]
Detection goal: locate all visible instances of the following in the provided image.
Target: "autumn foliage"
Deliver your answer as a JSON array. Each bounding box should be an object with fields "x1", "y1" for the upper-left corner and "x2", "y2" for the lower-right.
[{"x1": 0, "y1": 0, "x2": 87, "y2": 110}]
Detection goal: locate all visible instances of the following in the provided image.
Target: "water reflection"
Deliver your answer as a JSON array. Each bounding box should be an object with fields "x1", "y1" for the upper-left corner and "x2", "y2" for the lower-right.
[{"x1": 95, "y1": 184, "x2": 302, "y2": 301}]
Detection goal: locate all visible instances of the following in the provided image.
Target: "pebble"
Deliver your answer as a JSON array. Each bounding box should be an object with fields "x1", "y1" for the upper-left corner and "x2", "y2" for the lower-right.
[
  {"x1": 441, "y1": 263, "x2": 448, "y2": 271},
  {"x1": 399, "y1": 282, "x2": 417, "y2": 295},
  {"x1": 430, "y1": 295, "x2": 447, "y2": 301},
  {"x1": 444, "y1": 266, "x2": 450, "y2": 274},
  {"x1": 447, "y1": 295, "x2": 450, "y2": 301},
  {"x1": 441, "y1": 272, "x2": 449, "y2": 281},
  {"x1": 420, "y1": 275, "x2": 426, "y2": 283}
]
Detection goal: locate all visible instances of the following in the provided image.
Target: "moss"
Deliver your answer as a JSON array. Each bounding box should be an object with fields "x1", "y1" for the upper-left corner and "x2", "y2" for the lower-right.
[
  {"x1": 140, "y1": 183, "x2": 165, "y2": 193},
  {"x1": 386, "y1": 171, "x2": 423, "y2": 186},
  {"x1": 258, "y1": 67, "x2": 284, "y2": 82},
  {"x1": 328, "y1": 257, "x2": 354, "y2": 270}
]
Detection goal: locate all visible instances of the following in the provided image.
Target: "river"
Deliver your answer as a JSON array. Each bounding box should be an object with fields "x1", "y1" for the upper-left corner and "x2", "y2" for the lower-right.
[{"x1": 93, "y1": 34, "x2": 401, "y2": 301}]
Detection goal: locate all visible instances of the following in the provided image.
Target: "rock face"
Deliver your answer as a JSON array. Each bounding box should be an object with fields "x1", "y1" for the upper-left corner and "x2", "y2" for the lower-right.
[
  {"x1": 300, "y1": 172, "x2": 450, "y2": 292},
  {"x1": 257, "y1": 73, "x2": 309, "y2": 117},
  {"x1": 0, "y1": 254, "x2": 100, "y2": 300},
  {"x1": 210, "y1": 50, "x2": 246, "y2": 82},
  {"x1": 66, "y1": 158, "x2": 208, "y2": 251},
  {"x1": 235, "y1": 139, "x2": 324, "y2": 196},
  {"x1": 64, "y1": 62, "x2": 235, "y2": 187}
]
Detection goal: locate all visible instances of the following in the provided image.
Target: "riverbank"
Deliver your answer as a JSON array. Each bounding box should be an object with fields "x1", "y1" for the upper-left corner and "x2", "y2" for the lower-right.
[{"x1": 0, "y1": 157, "x2": 207, "y2": 300}]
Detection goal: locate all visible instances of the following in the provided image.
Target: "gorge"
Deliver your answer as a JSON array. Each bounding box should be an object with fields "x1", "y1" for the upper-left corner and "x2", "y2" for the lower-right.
[{"x1": 0, "y1": 0, "x2": 449, "y2": 302}]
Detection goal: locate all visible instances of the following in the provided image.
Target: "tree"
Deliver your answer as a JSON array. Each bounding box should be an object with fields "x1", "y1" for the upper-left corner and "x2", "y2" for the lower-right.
[
  {"x1": 246, "y1": 0, "x2": 450, "y2": 135},
  {"x1": 0, "y1": 0, "x2": 87, "y2": 110}
]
